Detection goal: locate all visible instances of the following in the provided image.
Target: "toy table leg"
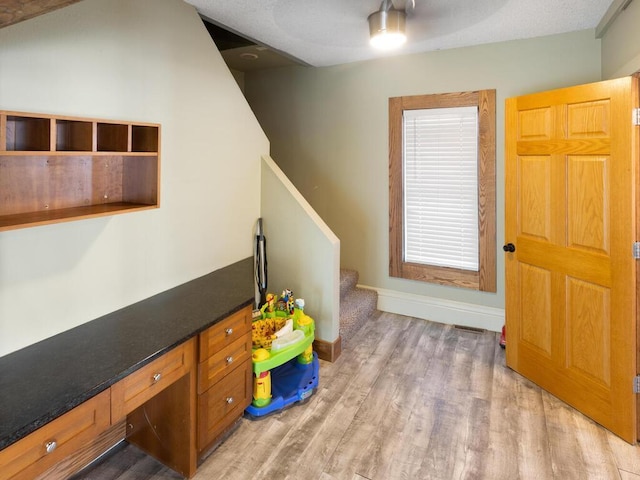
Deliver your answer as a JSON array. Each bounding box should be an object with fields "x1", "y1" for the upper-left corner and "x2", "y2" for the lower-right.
[
  {"x1": 298, "y1": 345, "x2": 313, "y2": 364},
  {"x1": 253, "y1": 370, "x2": 271, "y2": 407}
]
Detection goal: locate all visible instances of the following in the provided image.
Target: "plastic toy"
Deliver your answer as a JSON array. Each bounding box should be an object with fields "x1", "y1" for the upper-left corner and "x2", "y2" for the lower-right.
[{"x1": 245, "y1": 291, "x2": 320, "y2": 418}]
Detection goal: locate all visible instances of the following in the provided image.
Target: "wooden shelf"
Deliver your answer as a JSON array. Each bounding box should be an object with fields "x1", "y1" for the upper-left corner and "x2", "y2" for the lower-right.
[
  {"x1": 0, "y1": 110, "x2": 160, "y2": 231},
  {"x1": 0, "y1": 203, "x2": 156, "y2": 231}
]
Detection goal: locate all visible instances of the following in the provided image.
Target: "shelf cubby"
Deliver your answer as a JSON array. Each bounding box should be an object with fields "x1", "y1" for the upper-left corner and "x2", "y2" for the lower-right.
[
  {"x1": 5, "y1": 115, "x2": 51, "y2": 151},
  {"x1": 0, "y1": 110, "x2": 160, "y2": 231},
  {"x1": 56, "y1": 119, "x2": 93, "y2": 151},
  {"x1": 97, "y1": 122, "x2": 129, "y2": 152},
  {"x1": 132, "y1": 125, "x2": 159, "y2": 152}
]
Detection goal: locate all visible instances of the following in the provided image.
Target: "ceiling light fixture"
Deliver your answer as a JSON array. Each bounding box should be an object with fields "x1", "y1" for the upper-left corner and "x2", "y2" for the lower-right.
[{"x1": 368, "y1": 0, "x2": 407, "y2": 50}]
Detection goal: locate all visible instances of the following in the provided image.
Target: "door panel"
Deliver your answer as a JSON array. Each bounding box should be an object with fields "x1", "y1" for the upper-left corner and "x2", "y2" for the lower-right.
[
  {"x1": 567, "y1": 155, "x2": 609, "y2": 253},
  {"x1": 518, "y1": 156, "x2": 551, "y2": 241},
  {"x1": 565, "y1": 277, "x2": 610, "y2": 386},
  {"x1": 505, "y1": 77, "x2": 637, "y2": 442},
  {"x1": 519, "y1": 263, "x2": 552, "y2": 356}
]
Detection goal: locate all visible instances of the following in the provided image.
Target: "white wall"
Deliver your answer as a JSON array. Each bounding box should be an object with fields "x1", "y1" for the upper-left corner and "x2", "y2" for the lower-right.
[
  {"x1": 600, "y1": 0, "x2": 640, "y2": 78},
  {"x1": 260, "y1": 155, "x2": 340, "y2": 342},
  {"x1": 0, "y1": 0, "x2": 269, "y2": 356},
  {"x1": 244, "y1": 30, "x2": 601, "y2": 329}
]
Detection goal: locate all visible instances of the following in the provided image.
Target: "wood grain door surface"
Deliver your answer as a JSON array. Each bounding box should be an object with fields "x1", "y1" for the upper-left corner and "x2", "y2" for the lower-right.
[{"x1": 505, "y1": 77, "x2": 638, "y2": 442}]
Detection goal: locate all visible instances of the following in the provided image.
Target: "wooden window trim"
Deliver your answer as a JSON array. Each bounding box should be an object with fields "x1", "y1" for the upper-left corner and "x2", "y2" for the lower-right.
[{"x1": 389, "y1": 90, "x2": 496, "y2": 292}]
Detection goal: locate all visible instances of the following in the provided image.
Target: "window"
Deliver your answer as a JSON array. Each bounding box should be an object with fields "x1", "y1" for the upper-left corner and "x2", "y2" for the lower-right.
[{"x1": 389, "y1": 90, "x2": 496, "y2": 292}]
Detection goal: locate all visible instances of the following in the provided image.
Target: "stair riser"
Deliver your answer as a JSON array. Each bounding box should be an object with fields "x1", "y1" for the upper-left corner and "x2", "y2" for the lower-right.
[
  {"x1": 339, "y1": 269, "x2": 359, "y2": 299},
  {"x1": 340, "y1": 269, "x2": 380, "y2": 346}
]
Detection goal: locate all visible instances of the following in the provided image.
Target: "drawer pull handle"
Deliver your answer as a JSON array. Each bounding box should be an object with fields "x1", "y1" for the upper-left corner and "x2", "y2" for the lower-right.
[
  {"x1": 152, "y1": 373, "x2": 162, "y2": 383},
  {"x1": 226, "y1": 356, "x2": 233, "y2": 365},
  {"x1": 45, "y1": 440, "x2": 57, "y2": 454},
  {"x1": 225, "y1": 328, "x2": 233, "y2": 336},
  {"x1": 226, "y1": 397, "x2": 234, "y2": 404}
]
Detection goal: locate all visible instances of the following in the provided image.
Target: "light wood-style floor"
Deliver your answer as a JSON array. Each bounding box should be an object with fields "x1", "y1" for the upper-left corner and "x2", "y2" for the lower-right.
[{"x1": 75, "y1": 312, "x2": 640, "y2": 480}]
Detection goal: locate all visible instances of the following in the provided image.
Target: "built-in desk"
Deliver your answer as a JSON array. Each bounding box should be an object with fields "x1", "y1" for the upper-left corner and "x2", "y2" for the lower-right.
[{"x1": 0, "y1": 257, "x2": 254, "y2": 479}]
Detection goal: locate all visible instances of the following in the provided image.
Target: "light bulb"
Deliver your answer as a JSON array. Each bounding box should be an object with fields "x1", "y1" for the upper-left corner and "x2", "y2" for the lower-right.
[{"x1": 370, "y1": 31, "x2": 407, "y2": 50}]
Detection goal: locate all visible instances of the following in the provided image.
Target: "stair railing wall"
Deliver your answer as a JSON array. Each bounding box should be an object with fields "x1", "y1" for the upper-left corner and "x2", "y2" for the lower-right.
[{"x1": 260, "y1": 155, "x2": 341, "y2": 343}]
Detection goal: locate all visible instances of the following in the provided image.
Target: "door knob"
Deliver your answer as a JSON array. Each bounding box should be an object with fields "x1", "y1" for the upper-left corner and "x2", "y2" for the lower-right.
[{"x1": 503, "y1": 243, "x2": 516, "y2": 253}]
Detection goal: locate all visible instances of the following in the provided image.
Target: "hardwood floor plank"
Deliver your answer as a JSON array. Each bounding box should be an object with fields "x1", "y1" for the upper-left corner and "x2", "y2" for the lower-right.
[
  {"x1": 72, "y1": 442, "x2": 182, "y2": 480},
  {"x1": 343, "y1": 319, "x2": 432, "y2": 480},
  {"x1": 375, "y1": 320, "x2": 449, "y2": 479},
  {"x1": 542, "y1": 390, "x2": 620, "y2": 479},
  {"x1": 479, "y1": 342, "x2": 525, "y2": 480},
  {"x1": 608, "y1": 432, "x2": 640, "y2": 476}
]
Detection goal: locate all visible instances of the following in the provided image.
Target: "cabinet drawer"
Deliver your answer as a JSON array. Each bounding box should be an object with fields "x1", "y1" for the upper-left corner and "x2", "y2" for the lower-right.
[
  {"x1": 0, "y1": 389, "x2": 111, "y2": 480},
  {"x1": 111, "y1": 339, "x2": 195, "y2": 420},
  {"x1": 197, "y1": 359, "x2": 251, "y2": 452},
  {"x1": 198, "y1": 306, "x2": 252, "y2": 362},
  {"x1": 197, "y1": 334, "x2": 252, "y2": 394}
]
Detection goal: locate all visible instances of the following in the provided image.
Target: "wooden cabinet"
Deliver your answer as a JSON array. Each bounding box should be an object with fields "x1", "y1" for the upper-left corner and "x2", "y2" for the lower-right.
[
  {"x1": 0, "y1": 390, "x2": 111, "y2": 480},
  {"x1": 0, "y1": 306, "x2": 254, "y2": 478},
  {"x1": 0, "y1": 341, "x2": 197, "y2": 480},
  {"x1": 197, "y1": 306, "x2": 253, "y2": 456},
  {"x1": 197, "y1": 360, "x2": 251, "y2": 452},
  {"x1": 0, "y1": 110, "x2": 160, "y2": 232}
]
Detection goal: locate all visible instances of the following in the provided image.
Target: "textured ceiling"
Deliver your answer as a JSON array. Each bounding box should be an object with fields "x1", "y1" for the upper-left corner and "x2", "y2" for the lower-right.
[{"x1": 186, "y1": 0, "x2": 614, "y2": 67}]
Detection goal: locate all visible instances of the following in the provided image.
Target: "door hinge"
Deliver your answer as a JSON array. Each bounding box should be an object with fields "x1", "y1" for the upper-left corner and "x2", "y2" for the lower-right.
[
  {"x1": 634, "y1": 108, "x2": 640, "y2": 126},
  {"x1": 634, "y1": 242, "x2": 640, "y2": 259},
  {"x1": 634, "y1": 375, "x2": 640, "y2": 394}
]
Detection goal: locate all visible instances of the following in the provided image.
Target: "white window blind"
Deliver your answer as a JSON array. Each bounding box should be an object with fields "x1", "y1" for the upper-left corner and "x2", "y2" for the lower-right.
[{"x1": 403, "y1": 106, "x2": 479, "y2": 271}]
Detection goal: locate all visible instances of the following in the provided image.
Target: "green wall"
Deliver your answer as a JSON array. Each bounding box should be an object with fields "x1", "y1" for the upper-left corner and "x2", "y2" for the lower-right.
[{"x1": 244, "y1": 30, "x2": 601, "y2": 327}]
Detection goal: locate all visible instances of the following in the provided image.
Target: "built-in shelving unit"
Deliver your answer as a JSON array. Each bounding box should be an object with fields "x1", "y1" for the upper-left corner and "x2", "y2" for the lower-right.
[{"x1": 0, "y1": 110, "x2": 160, "y2": 231}]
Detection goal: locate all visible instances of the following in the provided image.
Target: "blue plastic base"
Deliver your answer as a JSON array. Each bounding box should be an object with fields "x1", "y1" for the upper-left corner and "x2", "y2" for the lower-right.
[{"x1": 245, "y1": 352, "x2": 319, "y2": 418}]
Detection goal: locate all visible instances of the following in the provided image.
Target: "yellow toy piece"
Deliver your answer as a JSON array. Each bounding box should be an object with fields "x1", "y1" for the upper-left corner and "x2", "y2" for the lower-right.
[{"x1": 252, "y1": 348, "x2": 270, "y2": 362}]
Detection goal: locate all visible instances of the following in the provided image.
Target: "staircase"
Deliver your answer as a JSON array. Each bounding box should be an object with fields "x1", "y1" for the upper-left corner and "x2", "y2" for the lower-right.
[{"x1": 340, "y1": 269, "x2": 379, "y2": 347}]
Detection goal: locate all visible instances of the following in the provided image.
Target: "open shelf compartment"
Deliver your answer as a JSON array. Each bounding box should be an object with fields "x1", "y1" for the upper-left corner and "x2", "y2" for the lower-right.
[
  {"x1": 5, "y1": 115, "x2": 51, "y2": 151},
  {"x1": 56, "y1": 119, "x2": 93, "y2": 151}
]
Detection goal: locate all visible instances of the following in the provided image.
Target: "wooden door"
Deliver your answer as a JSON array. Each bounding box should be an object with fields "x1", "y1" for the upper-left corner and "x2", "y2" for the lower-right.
[{"x1": 505, "y1": 77, "x2": 638, "y2": 442}]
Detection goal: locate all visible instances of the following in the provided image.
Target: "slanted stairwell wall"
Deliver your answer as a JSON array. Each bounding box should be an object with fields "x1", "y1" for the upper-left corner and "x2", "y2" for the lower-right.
[{"x1": 260, "y1": 155, "x2": 341, "y2": 355}]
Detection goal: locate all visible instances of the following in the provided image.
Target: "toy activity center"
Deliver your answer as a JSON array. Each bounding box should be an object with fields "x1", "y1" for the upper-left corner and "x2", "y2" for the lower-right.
[{"x1": 246, "y1": 291, "x2": 320, "y2": 418}]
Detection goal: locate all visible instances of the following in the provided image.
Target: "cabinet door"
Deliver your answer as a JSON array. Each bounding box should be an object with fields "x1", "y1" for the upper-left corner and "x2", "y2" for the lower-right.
[
  {"x1": 197, "y1": 359, "x2": 252, "y2": 453},
  {"x1": 0, "y1": 390, "x2": 111, "y2": 480}
]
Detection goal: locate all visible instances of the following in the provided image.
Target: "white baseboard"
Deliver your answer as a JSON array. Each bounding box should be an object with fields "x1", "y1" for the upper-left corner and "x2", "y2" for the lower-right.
[{"x1": 359, "y1": 285, "x2": 504, "y2": 332}]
